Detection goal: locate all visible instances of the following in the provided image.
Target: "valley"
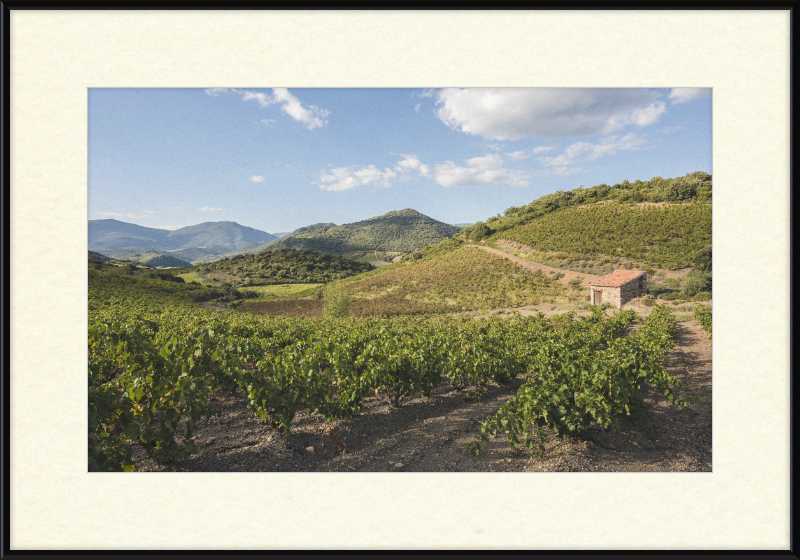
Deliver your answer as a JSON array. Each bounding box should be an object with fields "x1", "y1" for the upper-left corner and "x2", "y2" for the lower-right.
[{"x1": 89, "y1": 171, "x2": 713, "y2": 474}]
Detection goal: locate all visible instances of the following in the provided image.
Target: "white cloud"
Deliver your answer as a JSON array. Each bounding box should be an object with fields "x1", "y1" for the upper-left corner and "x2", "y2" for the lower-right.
[
  {"x1": 204, "y1": 87, "x2": 236, "y2": 96},
  {"x1": 433, "y1": 153, "x2": 529, "y2": 188},
  {"x1": 271, "y1": 88, "x2": 329, "y2": 130},
  {"x1": 659, "y1": 126, "x2": 685, "y2": 134},
  {"x1": 414, "y1": 103, "x2": 421, "y2": 113},
  {"x1": 256, "y1": 118, "x2": 276, "y2": 126},
  {"x1": 395, "y1": 155, "x2": 431, "y2": 177},
  {"x1": 505, "y1": 150, "x2": 530, "y2": 161},
  {"x1": 317, "y1": 165, "x2": 397, "y2": 192},
  {"x1": 532, "y1": 145, "x2": 556, "y2": 154},
  {"x1": 207, "y1": 87, "x2": 329, "y2": 130},
  {"x1": 174, "y1": 206, "x2": 185, "y2": 209},
  {"x1": 143, "y1": 210, "x2": 156, "y2": 214},
  {"x1": 197, "y1": 207, "x2": 224, "y2": 212},
  {"x1": 668, "y1": 88, "x2": 711, "y2": 105},
  {"x1": 249, "y1": 175, "x2": 265, "y2": 183},
  {"x1": 538, "y1": 132, "x2": 648, "y2": 175},
  {"x1": 431, "y1": 88, "x2": 667, "y2": 140}
]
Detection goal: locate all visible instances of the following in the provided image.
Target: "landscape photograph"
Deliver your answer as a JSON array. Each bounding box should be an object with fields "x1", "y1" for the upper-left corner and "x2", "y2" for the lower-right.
[{"x1": 88, "y1": 86, "x2": 713, "y2": 473}]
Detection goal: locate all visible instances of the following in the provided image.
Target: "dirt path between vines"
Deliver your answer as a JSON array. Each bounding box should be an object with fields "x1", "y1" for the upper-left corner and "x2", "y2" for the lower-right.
[
  {"x1": 132, "y1": 319, "x2": 711, "y2": 473},
  {"x1": 467, "y1": 242, "x2": 601, "y2": 288}
]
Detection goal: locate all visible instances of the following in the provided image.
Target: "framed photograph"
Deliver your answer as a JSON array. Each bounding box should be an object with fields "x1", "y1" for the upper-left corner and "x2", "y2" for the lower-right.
[{"x1": 7, "y1": 8, "x2": 790, "y2": 552}]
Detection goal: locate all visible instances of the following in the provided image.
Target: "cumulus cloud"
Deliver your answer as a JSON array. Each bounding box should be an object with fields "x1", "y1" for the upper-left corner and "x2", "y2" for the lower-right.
[
  {"x1": 197, "y1": 207, "x2": 224, "y2": 212},
  {"x1": 395, "y1": 154, "x2": 431, "y2": 177},
  {"x1": 249, "y1": 175, "x2": 265, "y2": 183},
  {"x1": 431, "y1": 88, "x2": 667, "y2": 140},
  {"x1": 505, "y1": 150, "x2": 530, "y2": 161},
  {"x1": 532, "y1": 145, "x2": 556, "y2": 154},
  {"x1": 433, "y1": 153, "x2": 529, "y2": 187},
  {"x1": 538, "y1": 132, "x2": 647, "y2": 175},
  {"x1": 659, "y1": 126, "x2": 684, "y2": 134},
  {"x1": 317, "y1": 165, "x2": 398, "y2": 192},
  {"x1": 668, "y1": 88, "x2": 711, "y2": 104},
  {"x1": 206, "y1": 87, "x2": 329, "y2": 130},
  {"x1": 256, "y1": 118, "x2": 276, "y2": 126},
  {"x1": 271, "y1": 87, "x2": 330, "y2": 129},
  {"x1": 414, "y1": 103, "x2": 420, "y2": 113}
]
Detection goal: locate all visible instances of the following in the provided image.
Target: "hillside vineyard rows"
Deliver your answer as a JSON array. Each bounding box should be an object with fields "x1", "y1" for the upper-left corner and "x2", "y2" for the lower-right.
[
  {"x1": 89, "y1": 172, "x2": 711, "y2": 472},
  {"x1": 89, "y1": 266, "x2": 688, "y2": 471},
  {"x1": 493, "y1": 203, "x2": 711, "y2": 270}
]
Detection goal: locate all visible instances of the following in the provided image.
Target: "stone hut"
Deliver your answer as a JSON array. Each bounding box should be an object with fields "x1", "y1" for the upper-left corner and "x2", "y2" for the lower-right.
[{"x1": 590, "y1": 270, "x2": 647, "y2": 308}]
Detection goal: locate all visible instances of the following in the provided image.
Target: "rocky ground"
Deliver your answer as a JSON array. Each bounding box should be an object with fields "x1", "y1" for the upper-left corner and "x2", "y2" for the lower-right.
[{"x1": 131, "y1": 317, "x2": 712, "y2": 473}]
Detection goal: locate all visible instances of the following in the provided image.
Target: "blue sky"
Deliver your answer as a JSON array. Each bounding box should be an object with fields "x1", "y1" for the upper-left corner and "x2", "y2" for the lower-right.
[{"x1": 88, "y1": 87, "x2": 712, "y2": 233}]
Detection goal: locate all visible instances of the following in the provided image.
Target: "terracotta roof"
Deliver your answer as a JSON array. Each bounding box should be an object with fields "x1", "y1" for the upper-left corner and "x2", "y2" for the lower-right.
[{"x1": 590, "y1": 270, "x2": 646, "y2": 287}]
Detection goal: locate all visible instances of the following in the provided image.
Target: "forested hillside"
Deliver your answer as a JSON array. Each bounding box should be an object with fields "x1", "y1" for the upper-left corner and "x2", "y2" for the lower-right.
[
  {"x1": 192, "y1": 248, "x2": 374, "y2": 285},
  {"x1": 267, "y1": 209, "x2": 461, "y2": 255}
]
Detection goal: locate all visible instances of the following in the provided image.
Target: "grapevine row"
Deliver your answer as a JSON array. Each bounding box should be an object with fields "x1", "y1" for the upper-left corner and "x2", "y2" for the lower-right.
[{"x1": 89, "y1": 300, "x2": 685, "y2": 470}]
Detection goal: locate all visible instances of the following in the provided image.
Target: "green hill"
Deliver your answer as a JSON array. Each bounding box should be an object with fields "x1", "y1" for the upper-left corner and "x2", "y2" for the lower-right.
[
  {"x1": 88, "y1": 250, "x2": 114, "y2": 264},
  {"x1": 268, "y1": 209, "x2": 461, "y2": 255},
  {"x1": 193, "y1": 247, "x2": 374, "y2": 286},
  {"x1": 333, "y1": 244, "x2": 566, "y2": 317},
  {"x1": 91, "y1": 248, "x2": 192, "y2": 268},
  {"x1": 141, "y1": 254, "x2": 194, "y2": 268},
  {"x1": 165, "y1": 246, "x2": 232, "y2": 264},
  {"x1": 494, "y1": 202, "x2": 711, "y2": 270},
  {"x1": 459, "y1": 171, "x2": 711, "y2": 241}
]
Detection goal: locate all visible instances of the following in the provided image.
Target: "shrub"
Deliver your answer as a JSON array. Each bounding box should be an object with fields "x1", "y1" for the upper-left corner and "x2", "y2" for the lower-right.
[
  {"x1": 681, "y1": 270, "x2": 712, "y2": 296},
  {"x1": 694, "y1": 245, "x2": 712, "y2": 274},
  {"x1": 323, "y1": 284, "x2": 350, "y2": 318},
  {"x1": 641, "y1": 297, "x2": 654, "y2": 307},
  {"x1": 567, "y1": 277, "x2": 583, "y2": 288}
]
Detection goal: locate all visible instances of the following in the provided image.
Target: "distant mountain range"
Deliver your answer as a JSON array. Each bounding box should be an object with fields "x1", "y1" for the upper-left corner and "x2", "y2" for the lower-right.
[
  {"x1": 89, "y1": 210, "x2": 460, "y2": 266},
  {"x1": 89, "y1": 220, "x2": 277, "y2": 251}
]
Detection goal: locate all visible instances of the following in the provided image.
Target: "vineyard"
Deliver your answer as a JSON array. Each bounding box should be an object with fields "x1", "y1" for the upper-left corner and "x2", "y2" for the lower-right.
[
  {"x1": 341, "y1": 245, "x2": 570, "y2": 315},
  {"x1": 89, "y1": 265, "x2": 689, "y2": 471},
  {"x1": 494, "y1": 202, "x2": 711, "y2": 270}
]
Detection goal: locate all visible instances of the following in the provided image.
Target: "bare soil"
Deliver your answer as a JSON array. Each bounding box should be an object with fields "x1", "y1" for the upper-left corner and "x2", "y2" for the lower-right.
[
  {"x1": 131, "y1": 318, "x2": 711, "y2": 473},
  {"x1": 469, "y1": 242, "x2": 600, "y2": 288}
]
